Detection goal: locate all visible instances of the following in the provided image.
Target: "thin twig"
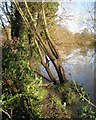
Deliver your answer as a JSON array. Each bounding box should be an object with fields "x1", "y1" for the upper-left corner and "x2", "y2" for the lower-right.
[
  {"x1": 0, "y1": 108, "x2": 12, "y2": 120},
  {"x1": 69, "y1": 73, "x2": 96, "y2": 108}
]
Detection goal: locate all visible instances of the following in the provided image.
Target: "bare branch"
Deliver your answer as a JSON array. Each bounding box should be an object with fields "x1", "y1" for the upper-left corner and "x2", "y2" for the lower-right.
[{"x1": 41, "y1": 1, "x2": 59, "y2": 59}]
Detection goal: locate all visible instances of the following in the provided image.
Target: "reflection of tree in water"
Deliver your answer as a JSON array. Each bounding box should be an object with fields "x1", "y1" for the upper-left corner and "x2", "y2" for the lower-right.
[{"x1": 45, "y1": 55, "x2": 50, "y2": 67}]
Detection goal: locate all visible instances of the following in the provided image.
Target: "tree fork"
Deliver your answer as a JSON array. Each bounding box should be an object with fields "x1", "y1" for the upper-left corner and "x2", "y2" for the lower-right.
[
  {"x1": 13, "y1": 2, "x2": 56, "y2": 84},
  {"x1": 41, "y1": 1, "x2": 67, "y2": 83},
  {"x1": 14, "y1": 1, "x2": 67, "y2": 84},
  {"x1": 35, "y1": 38, "x2": 57, "y2": 84}
]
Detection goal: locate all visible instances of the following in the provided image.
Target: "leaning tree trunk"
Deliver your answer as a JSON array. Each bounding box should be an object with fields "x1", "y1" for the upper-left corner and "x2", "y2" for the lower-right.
[
  {"x1": 41, "y1": 1, "x2": 67, "y2": 84},
  {"x1": 13, "y1": 1, "x2": 67, "y2": 84}
]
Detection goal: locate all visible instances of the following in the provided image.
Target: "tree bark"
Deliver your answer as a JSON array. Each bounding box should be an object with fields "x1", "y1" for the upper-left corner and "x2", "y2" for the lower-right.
[
  {"x1": 13, "y1": 1, "x2": 67, "y2": 84},
  {"x1": 41, "y1": 2, "x2": 67, "y2": 83}
]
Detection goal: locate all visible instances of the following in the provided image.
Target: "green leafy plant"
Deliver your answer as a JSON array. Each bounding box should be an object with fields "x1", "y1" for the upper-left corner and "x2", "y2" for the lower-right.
[
  {"x1": 76, "y1": 84, "x2": 90, "y2": 102},
  {"x1": 2, "y1": 42, "x2": 45, "y2": 119},
  {"x1": 80, "y1": 105, "x2": 96, "y2": 119},
  {"x1": 50, "y1": 96, "x2": 62, "y2": 108},
  {"x1": 54, "y1": 83, "x2": 77, "y2": 105}
]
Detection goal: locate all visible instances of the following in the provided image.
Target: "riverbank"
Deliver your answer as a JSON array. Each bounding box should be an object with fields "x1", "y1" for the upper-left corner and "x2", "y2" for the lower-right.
[{"x1": 49, "y1": 26, "x2": 94, "y2": 55}]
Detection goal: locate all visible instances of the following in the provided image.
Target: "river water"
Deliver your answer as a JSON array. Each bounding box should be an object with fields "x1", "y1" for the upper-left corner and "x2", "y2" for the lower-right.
[{"x1": 41, "y1": 48, "x2": 95, "y2": 105}]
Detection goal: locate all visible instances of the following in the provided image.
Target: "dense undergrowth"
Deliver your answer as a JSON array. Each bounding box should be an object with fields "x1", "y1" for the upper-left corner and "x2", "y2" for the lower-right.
[
  {"x1": 2, "y1": 42, "x2": 46, "y2": 119},
  {"x1": 1, "y1": 42, "x2": 96, "y2": 119}
]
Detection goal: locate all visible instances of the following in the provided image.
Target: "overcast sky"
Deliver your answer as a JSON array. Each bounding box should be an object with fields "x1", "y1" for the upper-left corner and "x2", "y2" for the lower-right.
[
  {"x1": 57, "y1": 1, "x2": 94, "y2": 33},
  {"x1": 0, "y1": 1, "x2": 95, "y2": 33}
]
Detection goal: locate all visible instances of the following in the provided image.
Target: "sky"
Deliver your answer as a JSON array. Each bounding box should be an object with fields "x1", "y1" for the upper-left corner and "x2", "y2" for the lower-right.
[
  {"x1": 0, "y1": 1, "x2": 95, "y2": 33},
  {"x1": 57, "y1": 1, "x2": 94, "y2": 33}
]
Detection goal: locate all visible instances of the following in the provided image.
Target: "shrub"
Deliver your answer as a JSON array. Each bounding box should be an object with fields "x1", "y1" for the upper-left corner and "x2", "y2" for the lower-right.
[{"x1": 2, "y1": 42, "x2": 45, "y2": 119}]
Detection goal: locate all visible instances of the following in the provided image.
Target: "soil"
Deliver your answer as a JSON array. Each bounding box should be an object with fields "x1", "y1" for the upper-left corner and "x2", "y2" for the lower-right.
[{"x1": 42, "y1": 84, "x2": 72, "y2": 118}]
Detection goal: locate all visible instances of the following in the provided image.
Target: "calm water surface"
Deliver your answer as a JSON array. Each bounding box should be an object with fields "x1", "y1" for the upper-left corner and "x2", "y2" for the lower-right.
[{"x1": 41, "y1": 48, "x2": 95, "y2": 104}]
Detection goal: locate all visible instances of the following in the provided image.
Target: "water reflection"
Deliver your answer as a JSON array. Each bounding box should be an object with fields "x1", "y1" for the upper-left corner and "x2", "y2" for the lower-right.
[
  {"x1": 41, "y1": 48, "x2": 95, "y2": 103},
  {"x1": 62, "y1": 49, "x2": 95, "y2": 101}
]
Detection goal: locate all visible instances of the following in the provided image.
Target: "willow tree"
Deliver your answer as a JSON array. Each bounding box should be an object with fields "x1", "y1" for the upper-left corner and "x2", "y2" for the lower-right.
[{"x1": 1, "y1": 1, "x2": 67, "y2": 84}]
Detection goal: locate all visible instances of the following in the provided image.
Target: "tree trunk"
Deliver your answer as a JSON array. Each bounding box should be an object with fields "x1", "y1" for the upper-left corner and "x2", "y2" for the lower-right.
[
  {"x1": 41, "y1": 2, "x2": 67, "y2": 84},
  {"x1": 13, "y1": 1, "x2": 67, "y2": 84}
]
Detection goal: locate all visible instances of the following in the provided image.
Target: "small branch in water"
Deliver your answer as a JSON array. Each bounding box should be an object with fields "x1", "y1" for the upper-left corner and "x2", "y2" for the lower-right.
[{"x1": 69, "y1": 73, "x2": 96, "y2": 108}]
